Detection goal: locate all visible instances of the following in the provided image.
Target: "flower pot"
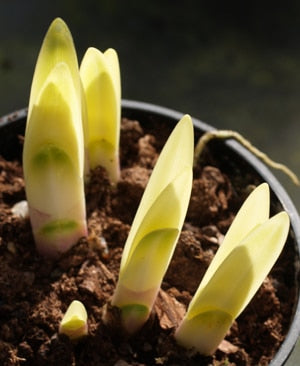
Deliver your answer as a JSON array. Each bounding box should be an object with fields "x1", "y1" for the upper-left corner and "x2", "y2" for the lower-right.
[{"x1": 0, "y1": 100, "x2": 299, "y2": 365}]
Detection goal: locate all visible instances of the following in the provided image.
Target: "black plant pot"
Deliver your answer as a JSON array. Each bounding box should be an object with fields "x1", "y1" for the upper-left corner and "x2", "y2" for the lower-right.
[{"x1": 0, "y1": 100, "x2": 299, "y2": 365}]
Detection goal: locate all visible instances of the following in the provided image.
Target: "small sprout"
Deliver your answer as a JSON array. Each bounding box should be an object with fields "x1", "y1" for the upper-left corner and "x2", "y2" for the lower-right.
[
  {"x1": 111, "y1": 115, "x2": 194, "y2": 333},
  {"x1": 80, "y1": 47, "x2": 121, "y2": 183},
  {"x1": 175, "y1": 183, "x2": 290, "y2": 355},
  {"x1": 23, "y1": 19, "x2": 87, "y2": 258},
  {"x1": 59, "y1": 300, "x2": 88, "y2": 341}
]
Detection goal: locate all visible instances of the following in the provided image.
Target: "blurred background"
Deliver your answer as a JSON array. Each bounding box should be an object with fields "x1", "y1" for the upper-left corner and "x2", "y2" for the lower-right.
[{"x1": 0, "y1": 0, "x2": 300, "y2": 210}]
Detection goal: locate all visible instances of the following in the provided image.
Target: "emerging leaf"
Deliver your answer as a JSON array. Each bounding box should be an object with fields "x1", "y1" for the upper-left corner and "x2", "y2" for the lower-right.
[
  {"x1": 23, "y1": 60, "x2": 87, "y2": 258},
  {"x1": 27, "y1": 17, "x2": 89, "y2": 176},
  {"x1": 112, "y1": 115, "x2": 194, "y2": 333},
  {"x1": 175, "y1": 184, "x2": 290, "y2": 355},
  {"x1": 195, "y1": 182, "x2": 270, "y2": 296},
  {"x1": 27, "y1": 18, "x2": 81, "y2": 121},
  {"x1": 59, "y1": 300, "x2": 88, "y2": 340},
  {"x1": 80, "y1": 47, "x2": 121, "y2": 183}
]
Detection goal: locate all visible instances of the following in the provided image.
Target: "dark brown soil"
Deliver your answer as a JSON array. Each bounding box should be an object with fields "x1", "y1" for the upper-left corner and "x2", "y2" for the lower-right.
[{"x1": 0, "y1": 117, "x2": 297, "y2": 366}]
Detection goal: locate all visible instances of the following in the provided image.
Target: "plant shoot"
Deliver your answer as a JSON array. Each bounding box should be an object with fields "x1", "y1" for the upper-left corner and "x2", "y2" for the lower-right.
[
  {"x1": 80, "y1": 47, "x2": 121, "y2": 183},
  {"x1": 175, "y1": 183, "x2": 290, "y2": 355},
  {"x1": 23, "y1": 18, "x2": 87, "y2": 258},
  {"x1": 59, "y1": 300, "x2": 88, "y2": 340},
  {"x1": 112, "y1": 115, "x2": 194, "y2": 333}
]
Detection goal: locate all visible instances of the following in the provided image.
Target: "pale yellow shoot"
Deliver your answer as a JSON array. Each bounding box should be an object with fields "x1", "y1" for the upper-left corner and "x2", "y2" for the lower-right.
[
  {"x1": 23, "y1": 62, "x2": 87, "y2": 258},
  {"x1": 121, "y1": 115, "x2": 194, "y2": 267},
  {"x1": 27, "y1": 17, "x2": 89, "y2": 175},
  {"x1": 175, "y1": 211, "x2": 290, "y2": 355},
  {"x1": 27, "y1": 17, "x2": 81, "y2": 121},
  {"x1": 59, "y1": 300, "x2": 88, "y2": 341},
  {"x1": 80, "y1": 47, "x2": 121, "y2": 183},
  {"x1": 194, "y1": 183, "x2": 270, "y2": 299},
  {"x1": 112, "y1": 115, "x2": 194, "y2": 332}
]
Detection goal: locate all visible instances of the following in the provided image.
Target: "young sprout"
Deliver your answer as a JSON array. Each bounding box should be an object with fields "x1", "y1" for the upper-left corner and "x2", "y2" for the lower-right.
[
  {"x1": 80, "y1": 47, "x2": 121, "y2": 183},
  {"x1": 175, "y1": 183, "x2": 290, "y2": 355},
  {"x1": 23, "y1": 19, "x2": 87, "y2": 258},
  {"x1": 59, "y1": 300, "x2": 88, "y2": 341},
  {"x1": 27, "y1": 18, "x2": 82, "y2": 122},
  {"x1": 111, "y1": 115, "x2": 194, "y2": 333}
]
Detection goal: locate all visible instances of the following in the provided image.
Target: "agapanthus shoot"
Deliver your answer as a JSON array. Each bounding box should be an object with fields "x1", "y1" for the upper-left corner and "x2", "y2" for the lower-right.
[
  {"x1": 175, "y1": 183, "x2": 290, "y2": 355},
  {"x1": 80, "y1": 47, "x2": 121, "y2": 183},
  {"x1": 23, "y1": 18, "x2": 87, "y2": 258},
  {"x1": 111, "y1": 115, "x2": 194, "y2": 333},
  {"x1": 59, "y1": 300, "x2": 88, "y2": 341}
]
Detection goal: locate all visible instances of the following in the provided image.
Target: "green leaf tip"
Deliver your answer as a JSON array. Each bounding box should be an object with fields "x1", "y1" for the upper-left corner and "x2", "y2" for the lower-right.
[
  {"x1": 112, "y1": 114, "x2": 194, "y2": 332},
  {"x1": 23, "y1": 20, "x2": 87, "y2": 259},
  {"x1": 175, "y1": 183, "x2": 290, "y2": 355},
  {"x1": 59, "y1": 300, "x2": 88, "y2": 341},
  {"x1": 27, "y1": 17, "x2": 80, "y2": 122},
  {"x1": 80, "y1": 46, "x2": 121, "y2": 183}
]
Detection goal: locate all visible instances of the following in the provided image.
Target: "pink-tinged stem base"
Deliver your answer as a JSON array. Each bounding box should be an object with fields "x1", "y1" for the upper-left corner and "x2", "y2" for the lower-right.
[
  {"x1": 111, "y1": 283, "x2": 159, "y2": 333},
  {"x1": 34, "y1": 221, "x2": 87, "y2": 259},
  {"x1": 29, "y1": 205, "x2": 87, "y2": 259}
]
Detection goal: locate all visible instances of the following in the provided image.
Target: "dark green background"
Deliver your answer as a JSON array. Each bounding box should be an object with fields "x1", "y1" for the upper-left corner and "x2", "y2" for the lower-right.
[{"x1": 1, "y1": 0, "x2": 300, "y2": 210}]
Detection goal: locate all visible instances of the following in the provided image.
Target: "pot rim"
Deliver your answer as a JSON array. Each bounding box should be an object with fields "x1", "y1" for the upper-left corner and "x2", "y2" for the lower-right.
[{"x1": 1, "y1": 99, "x2": 300, "y2": 365}]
